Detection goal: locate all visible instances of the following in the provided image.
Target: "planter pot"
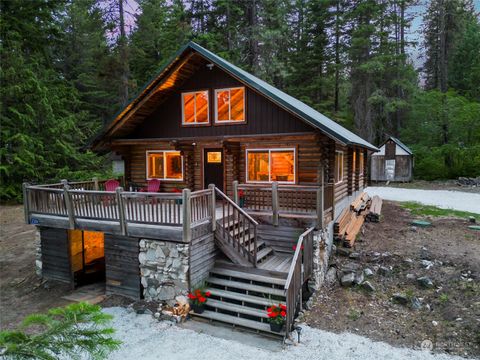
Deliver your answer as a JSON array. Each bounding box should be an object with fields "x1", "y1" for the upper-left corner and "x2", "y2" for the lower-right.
[
  {"x1": 175, "y1": 199, "x2": 183, "y2": 205},
  {"x1": 190, "y1": 303, "x2": 205, "y2": 314},
  {"x1": 269, "y1": 322, "x2": 284, "y2": 333}
]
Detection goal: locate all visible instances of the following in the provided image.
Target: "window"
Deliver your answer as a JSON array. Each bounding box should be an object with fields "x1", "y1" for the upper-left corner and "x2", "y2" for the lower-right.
[
  {"x1": 335, "y1": 151, "x2": 344, "y2": 184},
  {"x1": 352, "y1": 151, "x2": 357, "y2": 173},
  {"x1": 182, "y1": 90, "x2": 209, "y2": 125},
  {"x1": 246, "y1": 148, "x2": 295, "y2": 183},
  {"x1": 146, "y1": 151, "x2": 183, "y2": 180},
  {"x1": 215, "y1": 87, "x2": 245, "y2": 123},
  {"x1": 359, "y1": 152, "x2": 364, "y2": 175}
]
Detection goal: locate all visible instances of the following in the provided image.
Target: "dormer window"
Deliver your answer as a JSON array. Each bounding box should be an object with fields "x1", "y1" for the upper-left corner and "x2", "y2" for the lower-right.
[
  {"x1": 215, "y1": 87, "x2": 245, "y2": 123},
  {"x1": 182, "y1": 90, "x2": 209, "y2": 125}
]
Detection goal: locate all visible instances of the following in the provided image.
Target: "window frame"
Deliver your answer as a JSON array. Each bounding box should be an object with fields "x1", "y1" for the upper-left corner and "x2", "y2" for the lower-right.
[
  {"x1": 181, "y1": 90, "x2": 210, "y2": 126},
  {"x1": 359, "y1": 152, "x2": 364, "y2": 175},
  {"x1": 214, "y1": 87, "x2": 246, "y2": 124},
  {"x1": 335, "y1": 150, "x2": 344, "y2": 184},
  {"x1": 146, "y1": 150, "x2": 184, "y2": 181},
  {"x1": 245, "y1": 147, "x2": 296, "y2": 184}
]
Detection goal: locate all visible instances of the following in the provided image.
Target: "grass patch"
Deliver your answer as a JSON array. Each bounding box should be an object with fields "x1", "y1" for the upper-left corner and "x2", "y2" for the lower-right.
[
  {"x1": 347, "y1": 308, "x2": 362, "y2": 321},
  {"x1": 400, "y1": 202, "x2": 480, "y2": 221}
]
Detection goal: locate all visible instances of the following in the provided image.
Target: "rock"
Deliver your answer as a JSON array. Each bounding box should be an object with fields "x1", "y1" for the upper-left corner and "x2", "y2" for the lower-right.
[
  {"x1": 158, "y1": 285, "x2": 176, "y2": 301},
  {"x1": 410, "y1": 226, "x2": 417, "y2": 232},
  {"x1": 349, "y1": 252, "x2": 361, "y2": 260},
  {"x1": 341, "y1": 273, "x2": 355, "y2": 287},
  {"x1": 362, "y1": 281, "x2": 376, "y2": 292},
  {"x1": 175, "y1": 295, "x2": 188, "y2": 305},
  {"x1": 363, "y1": 268, "x2": 374, "y2": 277},
  {"x1": 354, "y1": 271, "x2": 365, "y2": 285},
  {"x1": 411, "y1": 297, "x2": 422, "y2": 310},
  {"x1": 421, "y1": 260, "x2": 434, "y2": 269},
  {"x1": 406, "y1": 273, "x2": 416, "y2": 281},
  {"x1": 420, "y1": 247, "x2": 431, "y2": 260},
  {"x1": 154, "y1": 312, "x2": 160, "y2": 318},
  {"x1": 305, "y1": 297, "x2": 314, "y2": 310},
  {"x1": 325, "y1": 267, "x2": 338, "y2": 287},
  {"x1": 378, "y1": 266, "x2": 392, "y2": 276},
  {"x1": 340, "y1": 262, "x2": 360, "y2": 275},
  {"x1": 146, "y1": 248, "x2": 156, "y2": 262},
  {"x1": 403, "y1": 258, "x2": 413, "y2": 264},
  {"x1": 392, "y1": 293, "x2": 409, "y2": 305},
  {"x1": 432, "y1": 320, "x2": 438, "y2": 327},
  {"x1": 337, "y1": 247, "x2": 351, "y2": 257},
  {"x1": 417, "y1": 276, "x2": 434, "y2": 289}
]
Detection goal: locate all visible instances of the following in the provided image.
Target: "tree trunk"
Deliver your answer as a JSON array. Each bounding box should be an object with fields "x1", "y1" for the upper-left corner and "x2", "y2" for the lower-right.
[
  {"x1": 334, "y1": 0, "x2": 341, "y2": 113},
  {"x1": 118, "y1": 0, "x2": 129, "y2": 106}
]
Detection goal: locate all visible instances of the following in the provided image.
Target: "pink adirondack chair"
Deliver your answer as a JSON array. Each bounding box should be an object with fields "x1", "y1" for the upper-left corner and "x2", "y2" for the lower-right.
[
  {"x1": 103, "y1": 179, "x2": 120, "y2": 206},
  {"x1": 140, "y1": 179, "x2": 161, "y2": 193}
]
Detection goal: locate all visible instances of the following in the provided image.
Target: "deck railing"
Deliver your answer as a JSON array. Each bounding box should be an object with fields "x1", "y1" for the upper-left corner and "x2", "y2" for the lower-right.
[
  {"x1": 215, "y1": 186, "x2": 259, "y2": 267},
  {"x1": 234, "y1": 181, "x2": 327, "y2": 228},
  {"x1": 23, "y1": 180, "x2": 213, "y2": 241},
  {"x1": 284, "y1": 226, "x2": 315, "y2": 336}
]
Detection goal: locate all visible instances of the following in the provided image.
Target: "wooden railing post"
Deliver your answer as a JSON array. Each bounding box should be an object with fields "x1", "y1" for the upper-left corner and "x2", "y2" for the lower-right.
[
  {"x1": 182, "y1": 188, "x2": 192, "y2": 242},
  {"x1": 116, "y1": 187, "x2": 127, "y2": 236},
  {"x1": 208, "y1": 184, "x2": 216, "y2": 231},
  {"x1": 272, "y1": 181, "x2": 279, "y2": 226},
  {"x1": 316, "y1": 169, "x2": 325, "y2": 229},
  {"x1": 233, "y1": 180, "x2": 239, "y2": 205},
  {"x1": 22, "y1": 182, "x2": 30, "y2": 224},
  {"x1": 61, "y1": 180, "x2": 75, "y2": 229},
  {"x1": 92, "y1": 177, "x2": 99, "y2": 191}
]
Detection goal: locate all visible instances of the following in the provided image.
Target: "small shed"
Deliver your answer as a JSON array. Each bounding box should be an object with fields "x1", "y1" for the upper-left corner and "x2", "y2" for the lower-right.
[{"x1": 370, "y1": 136, "x2": 413, "y2": 182}]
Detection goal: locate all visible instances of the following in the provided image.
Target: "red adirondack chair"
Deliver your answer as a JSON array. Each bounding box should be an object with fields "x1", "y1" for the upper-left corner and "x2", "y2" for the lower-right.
[
  {"x1": 140, "y1": 179, "x2": 161, "y2": 193},
  {"x1": 103, "y1": 179, "x2": 120, "y2": 206}
]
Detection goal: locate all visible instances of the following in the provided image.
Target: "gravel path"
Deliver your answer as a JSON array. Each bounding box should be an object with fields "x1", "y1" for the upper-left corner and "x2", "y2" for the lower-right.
[
  {"x1": 103, "y1": 308, "x2": 472, "y2": 360},
  {"x1": 365, "y1": 187, "x2": 480, "y2": 213}
]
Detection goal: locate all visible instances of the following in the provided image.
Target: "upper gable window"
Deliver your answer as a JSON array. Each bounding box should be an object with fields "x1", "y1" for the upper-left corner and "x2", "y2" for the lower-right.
[
  {"x1": 215, "y1": 87, "x2": 245, "y2": 123},
  {"x1": 182, "y1": 90, "x2": 209, "y2": 125}
]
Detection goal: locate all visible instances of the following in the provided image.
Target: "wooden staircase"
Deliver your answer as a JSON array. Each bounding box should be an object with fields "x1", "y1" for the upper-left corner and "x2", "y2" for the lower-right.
[
  {"x1": 215, "y1": 216, "x2": 274, "y2": 266},
  {"x1": 191, "y1": 263, "x2": 287, "y2": 336}
]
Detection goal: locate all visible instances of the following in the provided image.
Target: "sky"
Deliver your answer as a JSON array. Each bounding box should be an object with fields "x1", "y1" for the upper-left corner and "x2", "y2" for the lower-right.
[{"x1": 121, "y1": 0, "x2": 480, "y2": 70}]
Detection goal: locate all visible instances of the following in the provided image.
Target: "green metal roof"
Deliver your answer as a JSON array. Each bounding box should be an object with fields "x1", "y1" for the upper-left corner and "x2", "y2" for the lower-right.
[
  {"x1": 187, "y1": 42, "x2": 378, "y2": 151},
  {"x1": 92, "y1": 42, "x2": 378, "y2": 151}
]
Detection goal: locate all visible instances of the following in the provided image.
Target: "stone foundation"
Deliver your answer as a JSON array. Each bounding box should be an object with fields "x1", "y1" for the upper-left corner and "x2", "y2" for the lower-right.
[
  {"x1": 139, "y1": 239, "x2": 189, "y2": 306},
  {"x1": 310, "y1": 226, "x2": 332, "y2": 291},
  {"x1": 34, "y1": 229, "x2": 42, "y2": 277}
]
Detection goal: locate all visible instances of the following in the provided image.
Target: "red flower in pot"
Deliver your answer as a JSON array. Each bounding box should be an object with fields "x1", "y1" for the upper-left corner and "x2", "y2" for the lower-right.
[
  {"x1": 188, "y1": 287, "x2": 211, "y2": 314},
  {"x1": 267, "y1": 304, "x2": 287, "y2": 332}
]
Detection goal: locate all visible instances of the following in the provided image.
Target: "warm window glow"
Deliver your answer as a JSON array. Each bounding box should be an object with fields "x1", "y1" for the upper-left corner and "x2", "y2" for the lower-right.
[
  {"x1": 247, "y1": 149, "x2": 295, "y2": 183},
  {"x1": 215, "y1": 87, "x2": 245, "y2": 123},
  {"x1": 335, "y1": 151, "x2": 344, "y2": 184},
  {"x1": 359, "y1": 152, "x2": 364, "y2": 175},
  {"x1": 352, "y1": 151, "x2": 357, "y2": 173},
  {"x1": 147, "y1": 151, "x2": 183, "y2": 180},
  {"x1": 83, "y1": 231, "x2": 104, "y2": 264},
  {"x1": 207, "y1": 151, "x2": 222, "y2": 163},
  {"x1": 182, "y1": 91, "x2": 209, "y2": 124}
]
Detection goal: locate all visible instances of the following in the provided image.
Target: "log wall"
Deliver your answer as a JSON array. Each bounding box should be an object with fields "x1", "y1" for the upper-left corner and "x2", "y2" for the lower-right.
[{"x1": 39, "y1": 227, "x2": 72, "y2": 284}]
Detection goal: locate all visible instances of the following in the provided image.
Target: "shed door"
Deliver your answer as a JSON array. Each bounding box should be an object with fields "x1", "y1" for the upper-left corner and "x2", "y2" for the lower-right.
[
  {"x1": 204, "y1": 148, "x2": 224, "y2": 191},
  {"x1": 385, "y1": 160, "x2": 396, "y2": 181},
  {"x1": 104, "y1": 235, "x2": 141, "y2": 299}
]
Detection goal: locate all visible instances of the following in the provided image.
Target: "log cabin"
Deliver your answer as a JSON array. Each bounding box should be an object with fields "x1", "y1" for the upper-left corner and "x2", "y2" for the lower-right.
[{"x1": 23, "y1": 42, "x2": 377, "y2": 337}]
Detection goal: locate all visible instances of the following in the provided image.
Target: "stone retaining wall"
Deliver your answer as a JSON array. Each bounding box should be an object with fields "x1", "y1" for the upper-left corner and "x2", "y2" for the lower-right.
[{"x1": 139, "y1": 239, "x2": 190, "y2": 306}]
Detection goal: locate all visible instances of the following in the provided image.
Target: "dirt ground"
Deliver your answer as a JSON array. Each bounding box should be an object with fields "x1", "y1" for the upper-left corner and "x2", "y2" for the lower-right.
[
  {"x1": 0, "y1": 205, "x2": 72, "y2": 329},
  {"x1": 305, "y1": 201, "x2": 480, "y2": 358}
]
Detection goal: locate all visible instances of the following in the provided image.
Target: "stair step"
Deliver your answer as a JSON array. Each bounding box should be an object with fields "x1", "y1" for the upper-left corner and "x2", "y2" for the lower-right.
[
  {"x1": 207, "y1": 277, "x2": 285, "y2": 297},
  {"x1": 210, "y1": 267, "x2": 286, "y2": 286},
  {"x1": 256, "y1": 247, "x2": 273, "y2": 262},
  {"x1": 248, "y1": 240, "x2": 265, "y2": 252},
  {"x1": 206, "y1": 288, "x2": 285, "y2": 307},
  {"x1": 206, "y1": 299, "x2": 269, "y2": 318},
  {"x1": 191, "y1": 310, "x2": 284, "y2": 335}
]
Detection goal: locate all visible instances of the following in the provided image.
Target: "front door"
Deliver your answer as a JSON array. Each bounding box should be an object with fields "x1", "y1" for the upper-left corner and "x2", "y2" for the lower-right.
[{"x1": 204, "y1": 148, "x2": 224, "y2": 191}]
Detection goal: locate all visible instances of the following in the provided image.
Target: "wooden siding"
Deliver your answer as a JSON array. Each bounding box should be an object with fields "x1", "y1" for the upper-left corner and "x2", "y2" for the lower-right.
[
  {"x1": 190, "y1": 222, "x2": 217, "y2": 287},
  {"x1": 127, "y1": 65, "x2": 312, "y2": 139},
  {"x1": 104, "y1": 234, "x2": 141, "y2": 299},
  {"x1": 40, "y1": 227, "x2": 72, "y2": 284},
  {"x1": 257, "y1": 225, "x2": 303, "y2": 254}
]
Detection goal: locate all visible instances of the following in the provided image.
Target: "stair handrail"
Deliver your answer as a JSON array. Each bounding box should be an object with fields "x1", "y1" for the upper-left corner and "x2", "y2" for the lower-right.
[
  {"x1": 284, "y1": 226, "x2": 315, "y2": 335},
  {"x1": 214, "y1": 186, "x2": 259, "y2": 266}
]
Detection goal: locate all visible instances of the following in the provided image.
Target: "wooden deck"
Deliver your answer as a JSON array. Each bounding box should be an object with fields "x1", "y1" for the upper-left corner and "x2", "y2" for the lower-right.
[{"x1": 257, "y1": 254, "x2": 292, "y2": 273}]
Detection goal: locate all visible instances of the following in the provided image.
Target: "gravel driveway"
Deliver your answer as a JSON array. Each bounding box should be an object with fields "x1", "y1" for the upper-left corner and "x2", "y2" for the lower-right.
[
  {"x1": 103, "y1": 307, "x2": 473, "y2": 360},
  {"x1": 365, "y1": 187, "x2": 480, "y2": 213}
]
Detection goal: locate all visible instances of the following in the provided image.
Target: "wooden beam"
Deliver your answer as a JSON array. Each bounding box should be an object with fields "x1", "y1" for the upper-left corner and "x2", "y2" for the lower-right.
[
  {"x1": 22, "y1": 182, "x2": 30, "y2": 224},
  {"x1": 183, "y1": 188, "x2": 192, "y2": 242},
  {"x1": 61, "y1": 180, "x2": 75, "y2": 230},
  {"x1": 271, "y1": 182, "x2": 279, "y2": 226},
  {"x1": 116, "y1": 187, "x2": 127, "y2": 236},
  {"x1": 208, "y1": 184, "x2": 216, "y2": 231}
]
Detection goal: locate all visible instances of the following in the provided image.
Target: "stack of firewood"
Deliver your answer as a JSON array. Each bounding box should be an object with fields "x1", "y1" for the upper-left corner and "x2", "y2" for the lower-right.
[{"x1": 334, "y1": 192, "x2": 382, "y2": 248}]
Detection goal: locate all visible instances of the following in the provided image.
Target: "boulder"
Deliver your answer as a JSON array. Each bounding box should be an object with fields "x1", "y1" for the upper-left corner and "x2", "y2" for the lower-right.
[
  {"x1": 337, "y1": 247, "x2": 351, "y2": 257},
  {"x1": 417, "y1": 276, "x2": 434, "y2": 289},
  {"x1": 411, "y1": 297, "x2": 422, "y2": 310},
  {"x1": 341, "y1": 273, "x2": 355, "y2": 287},
  {"x1": 421, "y1": 260, "x2": 434, "y2": 269},
  {"x1": 361, "y1": 281, "x2": 375, "y2": 292},
  {"x1": 378, "y1": 266, "x2": 392, "y2": 276},
  {"x1": 349, "y1": 252, "x2": 361, "y2": 260},
  {"x1": 325, "y1": 267, "x2": 338, "y2": 287},
  {"x1": 363, "y1": 268, "x2": 374, "y2": 277},
  {"x1": 392, "y1": 293, "x2": 409, "y2": 305},
  {"x1": 354, "y1": 271, "x2": 365, "y2": 285}
]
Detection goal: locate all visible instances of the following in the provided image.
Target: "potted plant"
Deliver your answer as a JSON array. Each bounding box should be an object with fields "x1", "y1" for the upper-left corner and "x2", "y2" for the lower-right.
[
  {"x1": 267, "y1": 304, "x2": 286, "y2": 332},
  {"x1": 188, "y1": 287, "x2": 211, "y2": 314}
]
